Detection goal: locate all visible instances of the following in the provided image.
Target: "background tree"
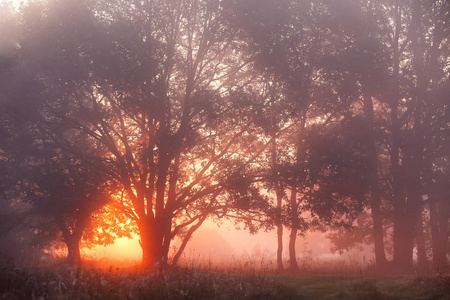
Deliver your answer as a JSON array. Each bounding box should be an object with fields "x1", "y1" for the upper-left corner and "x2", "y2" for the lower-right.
[
  {"x1": 227, "y1": 0, "x2": 450, "y2": 273},
  {"x1": 315, "y1": 0, "x2": 392, "y2": 269},
  {"x1": 319, "y1": 0, "x2": 450, "y2": 272},
  {"x1": 225, "y1": 0, "x2": 373, "y2": 271},
  {"x1": 1, "y1": 0, "x2": 129, "y2": 265},
  {"x1": 0, "y1": 2, "x2": 36, "y2": 267},
  {"x1": 3, "y1": 0, "x2": 448, "y2": 273},
  {"x1": 22, "y1": 149, "x2": 116, "y2": 265}
]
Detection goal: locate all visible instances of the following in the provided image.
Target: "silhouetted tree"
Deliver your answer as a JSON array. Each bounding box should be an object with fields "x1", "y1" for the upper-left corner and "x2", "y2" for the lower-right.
[
  {"x1": 406, "y1": 0, "x2": 449, "y2": 272},
  {"x1": 4, "y1": 0, "x2": 448, "y2": 273},
  {"x1": 0, "y1": 1, "x2": 122, "y2": 265},
  {"x1": 22, "y1": 150, "x2": 115, "y2": 265},
  {"x1": 316, "y1": 0, "x2": 449, "y2": 272},
  {"x1": 14, "y1": 0, "x2": 272, "y2": 268},
  {"x1": 225, "y1": 0, "x2": 376, "y2": 271},
  {"x1": 314, "y1": 0, "x2": 392, "y2": 269}
]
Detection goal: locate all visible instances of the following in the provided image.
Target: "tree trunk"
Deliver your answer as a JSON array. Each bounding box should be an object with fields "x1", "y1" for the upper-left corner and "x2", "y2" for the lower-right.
[
  {"x1": 394, "y1": 161, "x2": 422, "y2": 272},
  {"x1": 66, "y1": 236, "x2": 81, "y2": 266},
  {"x1": 430, "y1": 201, "x2": 441, "y2": 271},
  {"x1": 287, "y1": 113, "x2": 307, "y2": 272},
  {"x1": 370, "y1": 196, "x2": 387, "y2": 268},
  {"x1": 415, "y1": 212, "x2": 428, "y2": 271},
  {"x1": 389, "y1": 0, "x2": 407, "y2": 273},
  {"x1": 404, "y1": 0, "x2": 426, "y2": 272},
  {"x1": 437, "y1": 202, "x2": 449, "y2": 273},
  {"x1": 431, "y1": 200, "x2": 449, "y2": 273},
  {"x1": 172, "y1": 216, "x2": 206, "y2": 266},
  {"x1": 271, "y1": 138, "x2": 284, "y2": 271},
  {"x1": 276, "y1": 215, "x2": 284, "y2": 271},
  {"x1": 139, "y1": 220, "x2": 168, "y2": 269},
  {"x1": 288, "y1": 187, "x2": 299, "y2": 271},
  {"x1": 393, "y1": 211, "x2": 415, "y2": 272},
  {"x1": 362, "y1": 90, "x2": 387, "y2": 269},
  {"x1": 426, "y1": 159, "x2": 447, "y2": 273},
  {"x1": 60, "y1": 216, "x2": 87, "y2": 266}
]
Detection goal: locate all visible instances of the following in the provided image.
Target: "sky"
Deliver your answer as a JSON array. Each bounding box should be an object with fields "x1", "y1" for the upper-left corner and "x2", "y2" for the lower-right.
[{"x1": 0, "y1": 0, "x2": 26, "y2": 10}]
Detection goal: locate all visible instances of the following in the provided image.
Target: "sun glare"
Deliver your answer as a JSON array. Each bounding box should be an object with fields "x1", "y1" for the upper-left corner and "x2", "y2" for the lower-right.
[
  {"x1": 81, "y1": 235, "x2": 142, "y2": 266},
  {"x1": 77, "y1": 201, "x2": 142, "y2": 266}
]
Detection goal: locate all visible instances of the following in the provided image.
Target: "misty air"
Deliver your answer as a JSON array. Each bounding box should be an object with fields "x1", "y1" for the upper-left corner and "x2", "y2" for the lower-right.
[{"x1": 0, "y1": 0, "x2": 449, "y2": 299}]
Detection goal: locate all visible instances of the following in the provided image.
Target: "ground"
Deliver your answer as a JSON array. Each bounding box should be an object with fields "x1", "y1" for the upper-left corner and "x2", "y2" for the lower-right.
[
  {"x1": 1, "y1": 265, "x2": 449, "y2": 299},
  {"x1": 282, "y1": 274, "x2": 450, "y2": 299}
]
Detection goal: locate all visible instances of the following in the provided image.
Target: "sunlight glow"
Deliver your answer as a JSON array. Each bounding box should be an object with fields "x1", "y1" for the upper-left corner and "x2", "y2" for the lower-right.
[
  {"x1": 0, "y1": 0, "x2": 26, "y2": 10},
  {"x1": 82, "y1": 235, "x2": 142, "y2": 265}
]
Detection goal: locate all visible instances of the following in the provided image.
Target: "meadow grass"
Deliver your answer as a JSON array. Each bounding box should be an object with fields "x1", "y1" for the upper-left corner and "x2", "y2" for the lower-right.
[
  {"x1": 1, "y1": 257, "x2": 449, "y2": 299},
  {"x1": 0, "y1": 262, "x2": 291, "y2": 299}
]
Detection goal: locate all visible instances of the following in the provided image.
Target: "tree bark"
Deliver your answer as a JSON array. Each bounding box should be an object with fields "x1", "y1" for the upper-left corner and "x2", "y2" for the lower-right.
[
  {"x1": 171, "y1": 216, "x2": 206, "y2": 266},
  {"x1": 431, "y1": 200, "x2": 449, "y2": 273},
  {"x1": 393, "y1": 151, "x2": 423, "y2": 272},
  {"x1": 437, "y1": 201, "x2": 449, "y2": 273},
  {"x1": 288, "y1": 187, "x2": 299, "y2": 271},
  {"x1": 393, "y1": 149, "x2": 423, "y2": 271},
  {"x1": 288, "y1": 116, "x2": 306, "y2": 272},
  {"x1": 389, "y1": 0, "x2": 410, "y2": 273},
  {"x1": 139, "y1": 219, "x2": 168, "y2": 269},
  {"x1": 415, "y1": 212, "x2": 428, "y2": 271},
  {"x1": 276, "y1": 208, "x2": 284, "y2": 271},
  {"x1": 393, "y1": 211, "x2": 416, "y2": 271},
  {"x1": 362, "y1": 90, "x2": 387, "y2": 269},
  {"x1": 271, "y1": 137, "x2": 284, "y2": 271},
  {"x1": 60, "y1": 215, "x2": 88, "y2": 266},
  {"x1": 394, "y1": 0, "x2": 426, "y2": 273},
  {"x1": 66, "y1": 235, "x2": 82, "y2": 266},
  {"x1": 430, "y1": 201, "x2": 441, "y2": 271}
]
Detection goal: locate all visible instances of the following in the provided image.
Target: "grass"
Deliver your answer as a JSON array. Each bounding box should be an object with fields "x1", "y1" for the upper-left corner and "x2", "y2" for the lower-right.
[
  {"x1": 0, "y1": 265, "x2": 290, "y2": 299},
  {"x1": 1, "y1": 261, "x2": 449, "y2": 299},
  {"x1": 280, "y1": 274, "x2": 450, "y2": 299}
]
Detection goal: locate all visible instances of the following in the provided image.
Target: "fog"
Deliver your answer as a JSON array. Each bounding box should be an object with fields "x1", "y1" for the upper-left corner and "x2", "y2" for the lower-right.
[
  {"x1": 80, "y1": 220, "x2": 373, "y2": 271},
  {"x1": 0, "y1": 0, "x2": 448, "y2": 284}
]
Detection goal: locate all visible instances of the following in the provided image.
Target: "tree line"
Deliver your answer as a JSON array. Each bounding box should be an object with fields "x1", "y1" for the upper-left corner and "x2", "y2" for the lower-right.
[{"x1": 0, "y1": 0, "x2": 448, "y2": 273}]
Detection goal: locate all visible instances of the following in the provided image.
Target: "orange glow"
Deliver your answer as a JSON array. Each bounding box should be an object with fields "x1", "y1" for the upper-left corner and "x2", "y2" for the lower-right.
[
  {"x1": 69, "y1": 218, "x2": 374, "y2": 268},
  {"x1": 81, "y1": 235, "x2": 142, "y2": 266},
  {"x1": 78, "y1": 200, "x2": 141, "y2": 266}
]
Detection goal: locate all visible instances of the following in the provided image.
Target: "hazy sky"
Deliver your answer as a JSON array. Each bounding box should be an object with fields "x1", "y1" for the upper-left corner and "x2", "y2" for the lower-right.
[
  {"x1": 0, "y1": 0, "x2": 26, "y2": 10},
  {"x1": 85, "y1": 219, "x2": 371, "y2": 266}
]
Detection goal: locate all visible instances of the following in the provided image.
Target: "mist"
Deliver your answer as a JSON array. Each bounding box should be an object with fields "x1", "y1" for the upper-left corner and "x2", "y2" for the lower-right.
[{"x1": 0, "y1": 0, "x2": 449, "y2": 298}]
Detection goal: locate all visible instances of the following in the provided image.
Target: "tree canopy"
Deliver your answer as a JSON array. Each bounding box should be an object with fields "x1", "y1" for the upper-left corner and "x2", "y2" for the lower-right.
[{"x1": 0, "y1": 0, "x2": 448, "y2": 272}]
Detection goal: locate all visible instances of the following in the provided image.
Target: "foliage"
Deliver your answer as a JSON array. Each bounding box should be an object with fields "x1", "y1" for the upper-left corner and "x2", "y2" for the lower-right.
[
  {"x1": 82, "y1": 203, "x2": 138, "y2": 248},
  {"x1": 1, "y1": 0, "x2": 449, "y2": 273},
  {"x1": 225, "y1": 0, "x2": 450, "y2": 272},
  {"x1": 6, "y1": 0, "x2": 277, "y2": 267}
]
